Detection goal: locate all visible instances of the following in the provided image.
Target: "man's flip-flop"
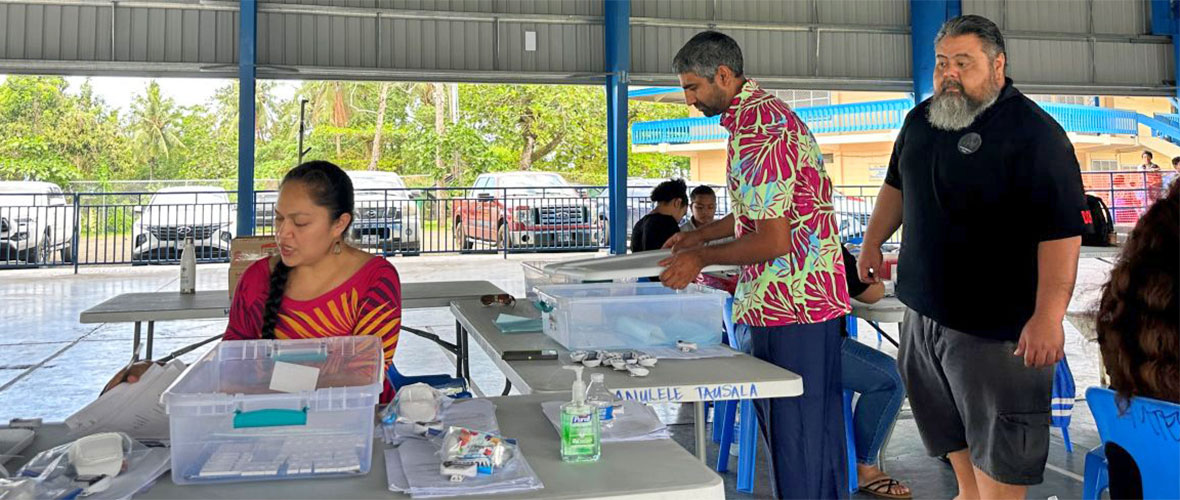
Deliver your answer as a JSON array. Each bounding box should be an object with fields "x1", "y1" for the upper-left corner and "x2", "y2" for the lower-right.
[{"x1": 859, "y1": 477, "x2": 912, "y2": 499}]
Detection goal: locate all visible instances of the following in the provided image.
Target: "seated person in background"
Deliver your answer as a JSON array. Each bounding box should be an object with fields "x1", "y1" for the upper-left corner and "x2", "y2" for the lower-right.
[
  {"x1": 840, "y1": 247, "x2": 911, "y2": 499},
  {"x1": 680, "y1": 184, "x2": 734, "y2": 246},
  {"x1": 226, "y1": 160, "x2": 403, "y2": 403},
  {"x1": 680, "y1": 185, "x2": 717, "y2": 231},
  {"x1": 631, "y1": 178, "x2": 688, "y2": 253},
  {"x1": 1095, "y1": 181, "x2": 1178, "y2": 499}
]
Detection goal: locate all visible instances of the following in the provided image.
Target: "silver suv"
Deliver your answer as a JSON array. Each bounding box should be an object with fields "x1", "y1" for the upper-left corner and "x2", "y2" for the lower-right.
[
  {"x1": 131, "y1": 187, "x2": 236, "y2": 263},
  {"x1": 345, "y1": 171, "x2": 421, "y2": 256}
]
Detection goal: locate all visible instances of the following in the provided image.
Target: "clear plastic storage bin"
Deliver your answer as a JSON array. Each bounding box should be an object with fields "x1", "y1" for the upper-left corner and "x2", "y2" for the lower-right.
[
  {"x1": 534, "y1": 282, "x2": 727, "y2": 350},
  {"x1": 161, "y1": 336, "x2": 383, "y2": 484},
  {"x1": 522, "y1": 261, "x2": 634, "y2": 300}
]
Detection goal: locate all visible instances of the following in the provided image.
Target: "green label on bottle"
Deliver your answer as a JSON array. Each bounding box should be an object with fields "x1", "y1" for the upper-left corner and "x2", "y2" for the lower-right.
[{"x1": 561, "y1": 408, "x2": 600, "y2": 462}]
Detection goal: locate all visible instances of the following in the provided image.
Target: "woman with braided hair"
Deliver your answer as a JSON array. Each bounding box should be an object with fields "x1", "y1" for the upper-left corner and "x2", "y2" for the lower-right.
[{"x1": 225, "y1": 160, "x2": 402, "y2": 402}]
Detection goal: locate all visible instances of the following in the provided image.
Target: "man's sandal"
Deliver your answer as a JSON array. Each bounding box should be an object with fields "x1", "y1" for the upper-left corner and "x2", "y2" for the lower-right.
[{"x1": 859, "y1": 477, "x2": 913, "y2": 499}]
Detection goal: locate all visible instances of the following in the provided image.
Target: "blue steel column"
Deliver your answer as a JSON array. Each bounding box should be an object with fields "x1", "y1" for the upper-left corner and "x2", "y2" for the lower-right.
[
  {"x1": 910, "y1": 0, "x2": 961, "y2": 103},
  {"x1": 1148, "y1": 0, "x2": 1179, "y2": 100},
  {"x1": 237, "y1": 0, "x2": 257, "y2": 236},
  {"x1": 605, "y1": 0, "x2": 630, "y2": 255}
]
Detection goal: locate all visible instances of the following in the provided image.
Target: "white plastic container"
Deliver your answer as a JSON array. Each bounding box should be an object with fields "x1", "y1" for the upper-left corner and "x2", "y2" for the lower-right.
[
  {"x1": 161, "y1": 336, "x2": 383, "y2": 484},
  {"x1": 534, "y1": 282, "x2": 727, "y2": 350},
  {"x1": 522, "y1": 261, "x2": 577, "y2": 301}
]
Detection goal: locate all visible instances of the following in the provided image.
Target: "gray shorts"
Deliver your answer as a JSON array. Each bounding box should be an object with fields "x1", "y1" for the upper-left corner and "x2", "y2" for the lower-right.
[{"x1": 898, "y1": 308, "x2": 1053, "y2": 486}]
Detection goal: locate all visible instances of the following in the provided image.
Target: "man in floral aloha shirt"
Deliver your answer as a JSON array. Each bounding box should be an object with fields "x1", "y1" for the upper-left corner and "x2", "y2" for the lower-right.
[{"x1": 659, "y1": 31, "x2": 853, "y2": 499}]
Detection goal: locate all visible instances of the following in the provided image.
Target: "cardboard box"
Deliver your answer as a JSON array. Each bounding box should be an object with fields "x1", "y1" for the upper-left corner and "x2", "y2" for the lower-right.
[{"x1": 229, "y1": 236, "x2": 279, "y2": 299}]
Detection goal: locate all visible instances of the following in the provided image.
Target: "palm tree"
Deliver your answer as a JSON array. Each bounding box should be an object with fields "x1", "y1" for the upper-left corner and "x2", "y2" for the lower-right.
[
  {"x1": 304, "y1": 81, "x2": 353, "y2": 156},
  {"x1": 210, "y1": 81, "x2": 283, "y2": 142},
  {"x1": 128, "y1": 81, "x2": 184, "y2": 180},
  {"x1": 368, "y1": 82, "x2": 392, "y2": 170}
]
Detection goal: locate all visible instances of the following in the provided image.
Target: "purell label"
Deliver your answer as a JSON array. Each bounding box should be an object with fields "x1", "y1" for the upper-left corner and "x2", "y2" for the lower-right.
[{"x1": 571, "y1": 413, "x2": 593, "y2": 424}]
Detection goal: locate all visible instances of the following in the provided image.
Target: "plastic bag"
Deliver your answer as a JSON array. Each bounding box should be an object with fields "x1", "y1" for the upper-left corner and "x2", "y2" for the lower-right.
[
  {"x1": 11, "y1": 432, "x2": 169, "y2": 499},
  {"x1": 437, "y1": 427, "x2": 517, "y2": 481},
  {"x1": 380, "y1": 384, "x2": 451, "y2": 443}
]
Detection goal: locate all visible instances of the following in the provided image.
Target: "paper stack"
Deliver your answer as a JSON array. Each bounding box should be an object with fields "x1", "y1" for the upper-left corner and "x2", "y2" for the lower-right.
[
  {"x1": 541, "y1": 400, "x2": 671, "y2": 442},
  {"x1": 65, "y1": 359, "x2": 186, "y2": 442}
]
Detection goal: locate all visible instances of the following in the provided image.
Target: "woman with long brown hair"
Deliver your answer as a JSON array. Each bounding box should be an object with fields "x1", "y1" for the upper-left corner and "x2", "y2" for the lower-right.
[{"x1": 1094, "y1": 180, "x2": 1178, "y2": 499}]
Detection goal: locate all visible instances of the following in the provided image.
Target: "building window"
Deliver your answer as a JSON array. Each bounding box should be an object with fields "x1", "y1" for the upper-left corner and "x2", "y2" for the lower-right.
[
  {"x1": 768, "y1": 90, "x2": 832, "y2": 109},
  {"x1": 1090, "y1": 159, "x2": 1119, "y2": 171},
  {"x1": 1030, "y1": 94, "x2": 1097, "y2": 106}
]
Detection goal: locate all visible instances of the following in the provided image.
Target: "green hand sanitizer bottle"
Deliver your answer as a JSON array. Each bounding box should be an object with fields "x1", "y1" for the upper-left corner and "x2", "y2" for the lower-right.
[{"x1": 560, "y1": 365, "x2": 600, "y2": 462}]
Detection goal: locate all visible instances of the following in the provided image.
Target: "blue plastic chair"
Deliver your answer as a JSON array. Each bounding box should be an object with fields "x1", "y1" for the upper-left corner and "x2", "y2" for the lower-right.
[
  {"x1": 845, "y1": 312, "x2": 882, "y2": 343},
  {"x1": 1083, "y1": 386, "x2": 1180, "y2": 499},
  {"x1": 387, "y1": 364, "x2": 471, "y2": 399}
]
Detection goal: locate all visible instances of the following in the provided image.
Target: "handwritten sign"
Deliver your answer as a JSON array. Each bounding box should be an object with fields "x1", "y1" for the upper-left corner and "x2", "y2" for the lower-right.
[{"x1": 613, "y1": 383, "x2": 760, "y2": 403}]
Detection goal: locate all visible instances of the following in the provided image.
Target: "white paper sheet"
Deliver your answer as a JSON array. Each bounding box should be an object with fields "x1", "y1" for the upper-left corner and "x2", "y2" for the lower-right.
[{"x1": 65, "y1": 359, "x2": 186, "y2": 442}]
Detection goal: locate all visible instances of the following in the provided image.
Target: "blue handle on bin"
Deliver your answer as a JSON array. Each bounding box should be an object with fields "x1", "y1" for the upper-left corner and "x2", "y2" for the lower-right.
[
  {"x1": 273, "y1": 352, "x2": 328, "y2": 363},
  {"x1": 233, "y1": 408, "x2": 308, "y2": 428}
]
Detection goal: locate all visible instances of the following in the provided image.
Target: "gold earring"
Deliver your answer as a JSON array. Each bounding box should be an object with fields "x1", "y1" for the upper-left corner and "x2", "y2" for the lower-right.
[{"x1": 333, "y1": 240, "x2": 342, "y2": 255}]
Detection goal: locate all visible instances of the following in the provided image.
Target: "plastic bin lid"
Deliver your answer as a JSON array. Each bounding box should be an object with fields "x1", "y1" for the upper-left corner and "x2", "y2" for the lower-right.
[{"x1": 544, "y1": 249, "x2": 738, "y2": 281}]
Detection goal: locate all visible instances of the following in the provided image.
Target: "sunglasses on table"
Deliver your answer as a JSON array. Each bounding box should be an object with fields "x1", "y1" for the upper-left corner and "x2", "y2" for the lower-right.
[{"x1": 480, "y1": 294, "x2": 516, "y2": 307}]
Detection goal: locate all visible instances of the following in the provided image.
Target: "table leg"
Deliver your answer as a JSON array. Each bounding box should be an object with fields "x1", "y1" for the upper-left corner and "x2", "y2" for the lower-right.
[
  {"x1": 146, "y1": 321, "x2": 155, "y2": 360},
  {"x1": 454, "y1": 320, "x2": 463, "y2": 379},
  {"x1": 695, "y1": 402, "x2": 707, "y2": 462},
  {"x1": 132, "y1": 322, "x2": 142, "y2": 362},
  {"x1": 455, "y1": 320, "x2": 470, "y2": 382},
  {"x1": 462, "y1": 329, "x2": 471, "y2": 383}
]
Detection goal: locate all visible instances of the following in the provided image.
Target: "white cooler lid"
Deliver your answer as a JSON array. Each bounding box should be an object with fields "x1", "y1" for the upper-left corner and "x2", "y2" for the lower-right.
[{"x1": 544, "y1": 249, "x2": 739, "y2": 281}]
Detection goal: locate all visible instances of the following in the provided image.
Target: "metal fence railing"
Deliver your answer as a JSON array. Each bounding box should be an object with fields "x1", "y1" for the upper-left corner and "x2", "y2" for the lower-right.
[
  {"x1": 2, "y1": 176, "x2": 1164, "y2": 269},
  {"x1": 1081, "y1": 170, "x2": 1173, "y2": 226}
]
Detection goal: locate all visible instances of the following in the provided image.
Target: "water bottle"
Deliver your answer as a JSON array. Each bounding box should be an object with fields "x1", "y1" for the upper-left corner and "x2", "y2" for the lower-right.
[
  {"x1": 180, "y1": 236, "x2": 196, "y2": 294},
  {"x1": 585, "y1": 373, "x2": 618, "y2": 427}
]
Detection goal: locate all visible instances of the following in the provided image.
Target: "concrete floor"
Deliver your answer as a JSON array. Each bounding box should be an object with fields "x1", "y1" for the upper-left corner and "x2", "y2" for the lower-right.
[{"x1": 0, "y1": 253, "x2": 1114, "y2": 498}]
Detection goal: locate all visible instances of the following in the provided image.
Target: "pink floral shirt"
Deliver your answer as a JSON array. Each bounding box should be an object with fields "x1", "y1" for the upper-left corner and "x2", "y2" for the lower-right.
[{"x1": 722, "y1": 80, "x2": 851, "y2": 327}]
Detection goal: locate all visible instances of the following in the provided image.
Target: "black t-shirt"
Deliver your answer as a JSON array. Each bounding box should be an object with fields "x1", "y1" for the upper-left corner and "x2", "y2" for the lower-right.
[
  {"x1": 631, "y1": 213, "x2": 681, "y2": 253},
  {"x1": 885, "y1": 78, "x2": 1088, "y2": 341},
  {"x1": 843, "y1": 248, "x2": 870, "y2": 300},
  {"x1": 840, "y1": 248, "x2": 871, "y2": 338}
]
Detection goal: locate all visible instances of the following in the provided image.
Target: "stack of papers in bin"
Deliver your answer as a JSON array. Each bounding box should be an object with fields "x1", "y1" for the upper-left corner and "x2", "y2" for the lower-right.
[{"x1": 540, "y1": 400, "x2": 671, "y2": 442}]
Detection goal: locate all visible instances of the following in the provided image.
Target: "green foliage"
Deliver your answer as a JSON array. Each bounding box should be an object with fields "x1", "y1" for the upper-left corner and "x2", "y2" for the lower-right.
[{"x1": 0, "y1": 76, "x2": 690, "y2": 188}]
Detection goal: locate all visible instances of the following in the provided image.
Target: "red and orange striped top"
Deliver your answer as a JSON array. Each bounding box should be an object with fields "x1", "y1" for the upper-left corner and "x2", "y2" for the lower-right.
[{"x1": 225, "y1": 257, "x2": 401, "y2": 401}]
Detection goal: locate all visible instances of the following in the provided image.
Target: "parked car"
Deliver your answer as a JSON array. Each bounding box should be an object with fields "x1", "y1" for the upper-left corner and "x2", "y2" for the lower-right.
[
  {"x1": 451, "y1": 172, "x2": 594, "y2": 251},
  {"x1": 593, "y1": 178, "x2": 662, "y2": 247},
  {"x1": 0, "y1": 181, "x2": 75, "y2": 264},
  {"x1": 345, "y1": 171, "x2": 421, "y2": 256},
  {"x1": 132, "y1": 186, "x2": 235, "y2": 263},
  {"x1": 254, "y1": 190, "x2": 278, "y2": 230},
  {"x1": 832, "y1": 192, "x2": 873, "y2": 242}
]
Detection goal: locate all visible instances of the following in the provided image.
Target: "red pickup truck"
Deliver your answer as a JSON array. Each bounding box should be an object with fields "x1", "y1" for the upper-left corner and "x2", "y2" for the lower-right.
[{"x1": 451, "y1": 172, "x2": 595, "y2": 251}]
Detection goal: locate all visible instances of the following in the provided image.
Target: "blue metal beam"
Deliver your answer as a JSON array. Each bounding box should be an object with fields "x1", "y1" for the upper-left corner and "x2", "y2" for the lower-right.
[
  {"x1": 237, "y1": 0, "x2": 257, "y2": 236},
  {"x1": 910, "y1": 0, "x2": 961, "y2": 103},
  {"x1": 1150, "y1": 0, "x2": 1176, "y2": 35},
  {"x1": 605, "y1": 0, "x2": 630, "y2": 254}
]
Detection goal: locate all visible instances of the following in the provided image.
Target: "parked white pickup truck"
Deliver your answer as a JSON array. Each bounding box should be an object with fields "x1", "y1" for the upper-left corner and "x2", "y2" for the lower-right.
[{"x1": 0, "y1": 181, "x2": 75, "y2": 264}]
